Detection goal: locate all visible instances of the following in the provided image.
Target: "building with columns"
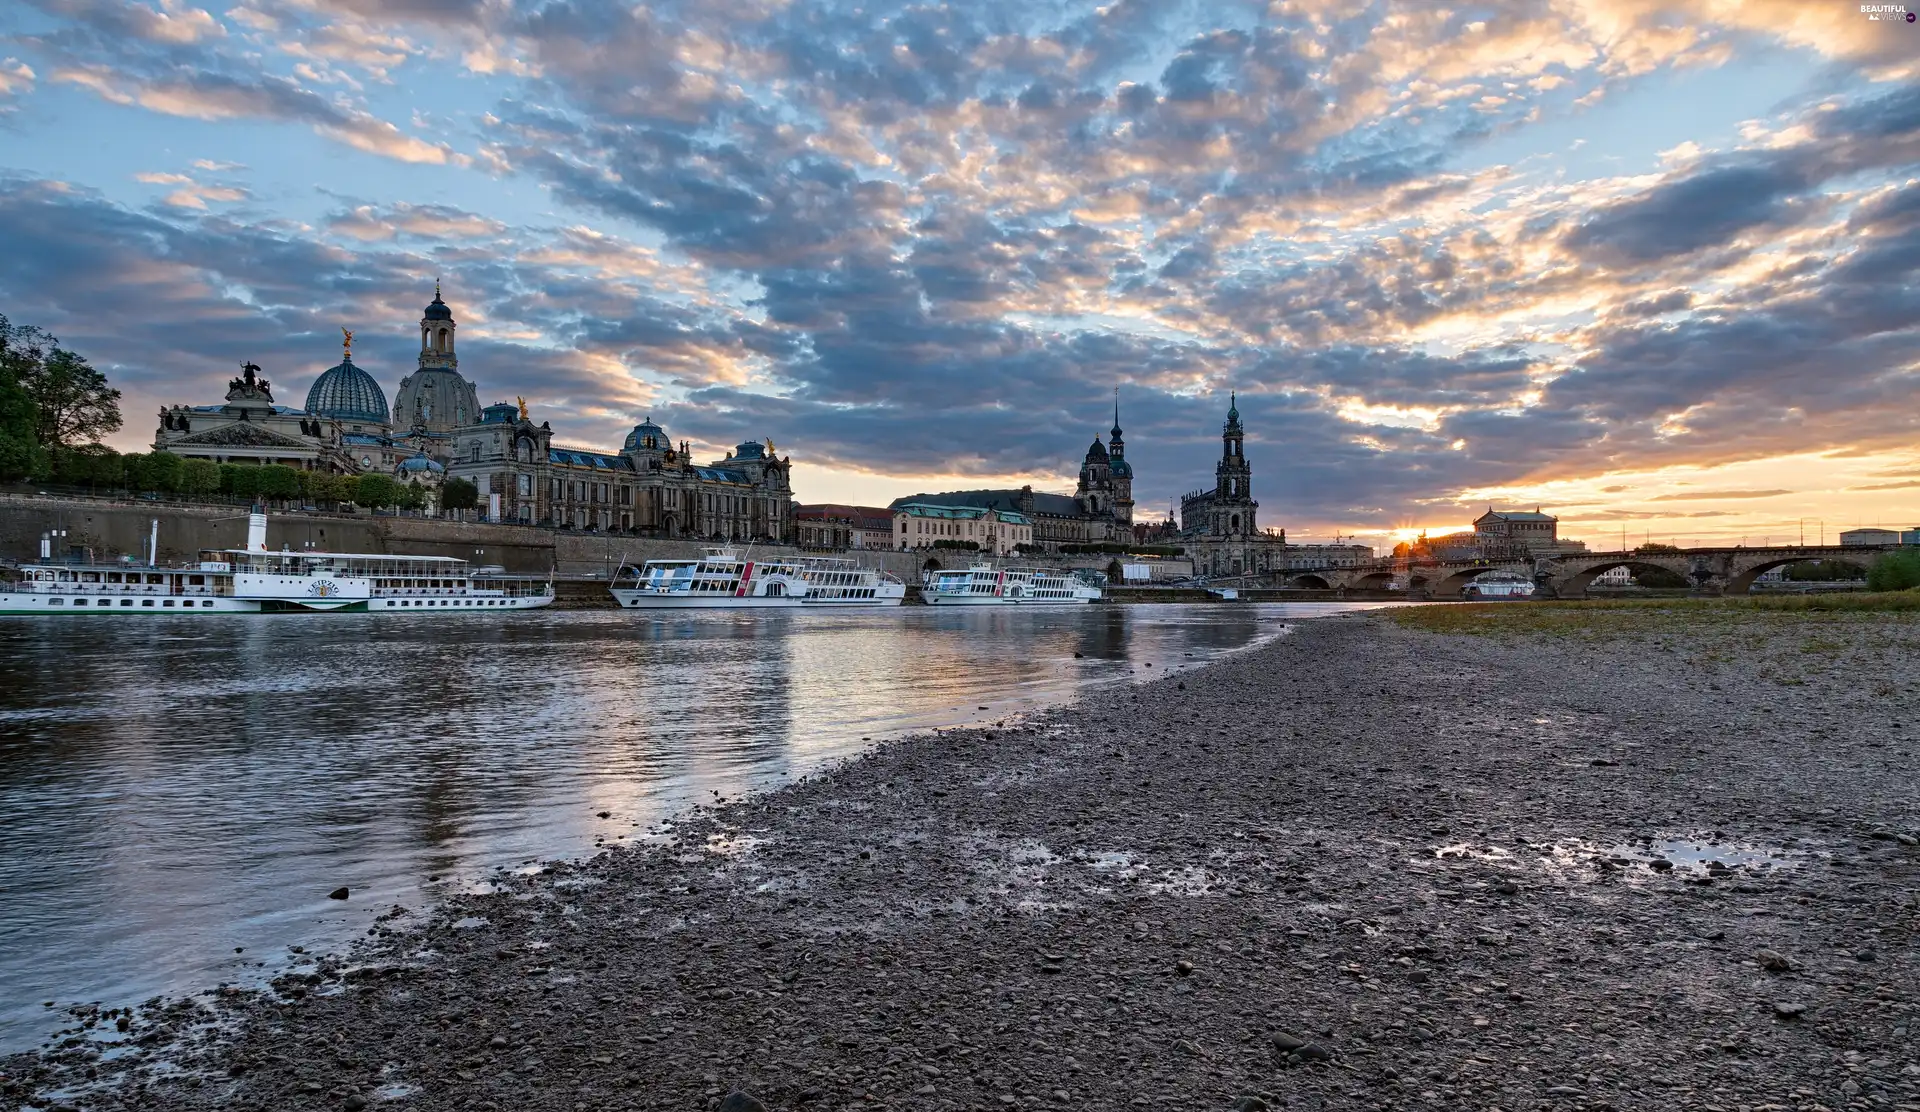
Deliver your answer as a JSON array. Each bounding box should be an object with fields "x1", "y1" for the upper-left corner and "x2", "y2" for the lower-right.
[{"x1": 153, "y1": 359, "x2": 367, "y2": 471}]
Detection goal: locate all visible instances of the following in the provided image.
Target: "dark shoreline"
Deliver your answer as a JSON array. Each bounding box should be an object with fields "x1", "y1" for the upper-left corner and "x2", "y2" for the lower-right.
[{"x1": 5, "y1": 609, "x2": 1917, "y2": 1112}]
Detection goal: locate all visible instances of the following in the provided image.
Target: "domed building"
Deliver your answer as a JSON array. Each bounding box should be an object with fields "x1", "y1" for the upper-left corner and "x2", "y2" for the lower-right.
[
  {"x1": 394, "y1": 450, "x2": 447, "y2": 513},
  {"x1": 152, "y1": 335, "x2": 377, "y2": 474},
  {"x1": 305, "y1": 346, "x2": 400, "y2": 473},
  {"x1": 306, "y1": 355, "x2": 390, "y2": 427},
  {"x1": 391, "y1": 286, "x2": 482, "y2": 455}
]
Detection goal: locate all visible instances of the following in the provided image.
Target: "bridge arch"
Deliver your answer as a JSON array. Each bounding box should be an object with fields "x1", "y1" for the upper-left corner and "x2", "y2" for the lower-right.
[
  {"x1": 1551, "y1": 559, "x2": 1691, "y2": 599},
  {"x1": 1347, "y1": 571, "x2": 1397, "y2": 590},
  {"x1": 1289, "y1": 573, "x2": 1332, "y2": 589},
  {"x1": 1725, "y1": 554, "x2": 1875, "y2": 595},
  {"x1": 1428, "y1": 565, "x2": 1536, "y2": 599}
]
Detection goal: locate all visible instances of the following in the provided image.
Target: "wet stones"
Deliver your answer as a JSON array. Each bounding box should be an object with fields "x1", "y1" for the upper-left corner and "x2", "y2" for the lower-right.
[
  {"x1": 1754, "y1": 948, "x2": 1793, "y2": 972},
  {"x1": 328, "y1": 887, "x2": 350, "y2": 901}
]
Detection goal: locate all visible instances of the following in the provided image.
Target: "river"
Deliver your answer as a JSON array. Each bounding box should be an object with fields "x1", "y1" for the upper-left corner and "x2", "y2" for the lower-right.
[{"x1": 0, "y1": 601, "x2": 1386, "y2": 1049}]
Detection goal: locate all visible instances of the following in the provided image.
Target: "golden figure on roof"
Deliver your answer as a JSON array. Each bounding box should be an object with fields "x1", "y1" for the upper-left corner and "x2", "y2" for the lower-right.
[
  {"x1": 517, "y1": 395, "x2": 529, "y2": 420},
  {"x1": 341, "y1": 327, "x2": 354, "y2": 359}
]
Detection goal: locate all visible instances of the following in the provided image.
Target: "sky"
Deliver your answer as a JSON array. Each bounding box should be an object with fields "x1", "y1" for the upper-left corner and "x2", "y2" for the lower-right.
[{"x1": 0, "y1": 0, "x2": 1918, "y2": 548}]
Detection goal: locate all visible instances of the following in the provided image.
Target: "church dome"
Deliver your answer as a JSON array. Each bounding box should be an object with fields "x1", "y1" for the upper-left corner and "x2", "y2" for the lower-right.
[
  {"x1": 393, "y1": 368, "x2": 481, "y2": 434},
  {"x1": 423, "y1": 294, "x2": 454, "y2": 321},
  {"x1": 396, "y1": 451, "x2": 445, "y2": 475},
  {"x1": 732, "y1": 439, "x2": 767, "y2": 460},
  {"x1": 1084, "y1": 437, "x2": 1109, "y2": 461},
  {"x1": 623, "y1": 418, "x2": 672, "y2": 452},
  {"x1": 1110, "y1": 458, "x2": 1133, "y2": 478},
  {"x1": 306, "y1": 357, "x2": 390, "y2": 424}
]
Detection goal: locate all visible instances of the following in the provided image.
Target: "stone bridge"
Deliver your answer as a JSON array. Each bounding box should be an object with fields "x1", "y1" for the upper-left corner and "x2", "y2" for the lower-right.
[{"x1": 1291, "y1": 545, "x2": 1900, "y2": 599}]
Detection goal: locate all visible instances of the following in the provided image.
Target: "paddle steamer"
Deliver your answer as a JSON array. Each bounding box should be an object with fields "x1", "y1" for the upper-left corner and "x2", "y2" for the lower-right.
[{"x1": 0, "y1": 513, "x2": 553, "y2": 614}]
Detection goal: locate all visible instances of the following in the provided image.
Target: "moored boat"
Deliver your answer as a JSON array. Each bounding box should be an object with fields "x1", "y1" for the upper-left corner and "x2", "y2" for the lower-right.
[
  {"x1": 0, "y1": 513, "x2": 554, "y2": 614},
  {"x1": 795, "y1": 556, "x2": 907, "y2": 606},
  {"x1": 609, "y1": 547, "x2": 808, "y2": 608},
  {"x1": 920, "y1": 564, "x2": 1102, "y2": 605}
]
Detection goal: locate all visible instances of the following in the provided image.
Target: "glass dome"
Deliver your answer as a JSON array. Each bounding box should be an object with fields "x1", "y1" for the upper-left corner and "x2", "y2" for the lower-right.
[{"x1": 306, "y1": 358, "x2": 390, "y2": 425}]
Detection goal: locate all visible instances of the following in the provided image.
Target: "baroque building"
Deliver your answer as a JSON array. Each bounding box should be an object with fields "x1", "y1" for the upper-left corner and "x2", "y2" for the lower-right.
[
  {"x1": 1177, "y1": 393, "x2": 1292, "y2": 577},
  {"x1": 887, "y1": 397, "x2": 1135, "y2": 550},
  {"x1": 448, "y1": 409, "x2": 795, "y2": 539},
  {"x1": 154, "y1": 360, "x2": 364, "y2": 470},
  {"x1": 1178, "y1": 393, "x2": 1257, "y2": 537}
]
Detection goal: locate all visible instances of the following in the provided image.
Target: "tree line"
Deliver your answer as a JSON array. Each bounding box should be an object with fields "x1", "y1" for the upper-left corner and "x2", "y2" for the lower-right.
[{"x1": 42, "y1": 445, "x2": 475, "y2": 512}]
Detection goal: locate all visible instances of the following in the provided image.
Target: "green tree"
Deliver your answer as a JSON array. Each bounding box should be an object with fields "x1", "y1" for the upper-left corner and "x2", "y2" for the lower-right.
[
  {"x1": 396, "y1": 483, "x2": 427, "y2": 513},
  {"x1": 1635, "y1": 542, "x2": 1683, "y2": 554},
  {"x1": 143, "y1": 451, "x2": 184, "y2": 494},
  {"x1": 441, "y1": 476, "x2": 478, "y2": 516},
  {"x1": 121, "y1": 451, "x2": 151, "y2": 493},
  {"x1": 258, "y1": 464, "x2": 301, "y2": 504},
  {"x1": 2, "y1": 320, "x2": 123, "y2": 449},
  {"x1": 180, "y1": 458, "x2": 220, "y2": 499},
  {"x1": 354, "y1": 472, "x2": 398, "y2": 510},
  {"x1": 59, "y1": 445, "x2": 122, "y2": 492},
  {"x1": 0, "y1": 366, "x2": 41, "y2": 482},
  {"x1": 1867, "y1": 550, "x2": 1920, "y2": 592},
  {"x1": 306, "y1": 472, "x2": 350, "y2": 507},
  {"x1": 223, "y1": 464, "x2": 263, "y2": 503}
]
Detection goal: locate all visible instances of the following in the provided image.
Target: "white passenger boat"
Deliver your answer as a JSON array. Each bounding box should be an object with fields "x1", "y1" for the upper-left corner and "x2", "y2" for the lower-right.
[
  {"x1": 796, "y1": 557, "x2": 907, "y2": 606},
  {"x1": 0, "y1": 513, "x2": 554, "y2": 614},
  {"x1": 610, "y1": 548, "x2": 808, "y2": 608},
  {"x1": 920, "y1": 564, "x2": 1102, "y2": 605}
]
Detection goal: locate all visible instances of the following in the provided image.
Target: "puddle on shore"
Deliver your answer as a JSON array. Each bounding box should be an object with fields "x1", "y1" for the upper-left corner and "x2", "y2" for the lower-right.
[{"x1": 1431, "y1": 836, "x2": 1807, "y2": 877}]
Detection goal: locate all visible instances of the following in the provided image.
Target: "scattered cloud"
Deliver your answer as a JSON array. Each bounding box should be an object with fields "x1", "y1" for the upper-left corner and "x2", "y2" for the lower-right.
[
  {"x1": 1, "y1": 0, "x2": 1919, "y2": 541},
  {"x1": 1646, "y1": 489, "x2": 1796, "y2": 502}
]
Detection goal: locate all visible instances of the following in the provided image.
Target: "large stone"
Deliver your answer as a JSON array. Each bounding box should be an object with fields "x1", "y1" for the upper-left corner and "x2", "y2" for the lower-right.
[{"x1": 718, "y1": 1093, "x2": 769, "y2": 1112}]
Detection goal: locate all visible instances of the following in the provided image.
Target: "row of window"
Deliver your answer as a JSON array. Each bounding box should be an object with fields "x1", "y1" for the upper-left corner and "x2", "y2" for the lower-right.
[
  {"x1": 381, "y1": 599, "x2": 518, "y2": 607},
  {"x1": 45, "y1": 598, "x2": 216, "y2": 607}
]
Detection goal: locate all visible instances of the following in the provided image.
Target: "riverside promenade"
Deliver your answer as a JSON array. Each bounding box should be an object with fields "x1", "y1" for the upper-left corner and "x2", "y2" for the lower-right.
[{"x1": 6, "y1": 603, "x2": 1918, "y2": 1112}]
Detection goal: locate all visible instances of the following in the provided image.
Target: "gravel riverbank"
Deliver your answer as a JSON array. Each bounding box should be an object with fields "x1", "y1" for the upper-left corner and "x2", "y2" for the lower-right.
[{"x1": 6, "y1": 607, "x2": 1918, "y2": 1112}]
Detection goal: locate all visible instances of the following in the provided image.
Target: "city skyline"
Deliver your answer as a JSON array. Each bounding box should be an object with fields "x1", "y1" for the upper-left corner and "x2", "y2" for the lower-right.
[{"x1": 0, "y1": 1, "x2": 1917, "y2": 548}]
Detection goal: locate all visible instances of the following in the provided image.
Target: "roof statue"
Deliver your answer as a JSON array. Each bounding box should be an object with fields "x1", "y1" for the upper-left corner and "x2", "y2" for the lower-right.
[
  {"x1": 341, "y1": 327, "x2": 353, "y2": 360},
  {"x1": 766, "y1": 436, "x2": 777, "y2": 456},
  {"x1": 517, "y1": 395, "x2": 529, "y2": 420}
]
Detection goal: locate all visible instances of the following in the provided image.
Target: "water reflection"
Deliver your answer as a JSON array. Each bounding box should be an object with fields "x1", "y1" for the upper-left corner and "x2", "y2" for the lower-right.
[{"x1": 0, "y1": 601, "x2": 1382, "y2": 1049}]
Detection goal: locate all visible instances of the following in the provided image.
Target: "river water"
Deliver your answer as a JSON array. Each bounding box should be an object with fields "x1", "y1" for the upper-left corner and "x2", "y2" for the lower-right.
[{"x1": 0, "y1": 601, "x2": 1385, "y2": 1050}]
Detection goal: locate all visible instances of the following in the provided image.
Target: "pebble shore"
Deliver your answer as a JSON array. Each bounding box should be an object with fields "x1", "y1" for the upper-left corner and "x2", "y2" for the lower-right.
[{"x1": 5, "y1": 608, "x2": 1918, "y2": 1112}]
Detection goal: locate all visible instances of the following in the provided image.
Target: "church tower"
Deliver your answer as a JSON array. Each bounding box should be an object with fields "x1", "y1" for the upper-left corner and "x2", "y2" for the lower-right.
[
  {"x1": 1107, "y1": 388, "x2": 1134, "y2": 527},
  {"x1": 419, "y1": 281, "x2": 457, "y2": 370},
  {"x1": 1076, "y1": 434, "x2": 1111, "y2": 517},
  {"x1": 1209, "y1": 392, "x2": 1257, "y2": 536},
  {"x1": 393, "y1": 282, "x2": 483, "y2": 452}
]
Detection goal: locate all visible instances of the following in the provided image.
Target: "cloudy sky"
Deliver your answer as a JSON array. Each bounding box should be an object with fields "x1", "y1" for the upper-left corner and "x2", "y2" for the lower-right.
[{"x1": 1, "y1": 0, "x2": 1918, "y2": 546}]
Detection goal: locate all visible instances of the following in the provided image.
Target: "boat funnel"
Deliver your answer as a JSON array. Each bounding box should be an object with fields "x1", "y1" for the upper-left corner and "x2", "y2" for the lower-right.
[{"x1": 246, "y1": 512, "x2": 268, "y2": 553}]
